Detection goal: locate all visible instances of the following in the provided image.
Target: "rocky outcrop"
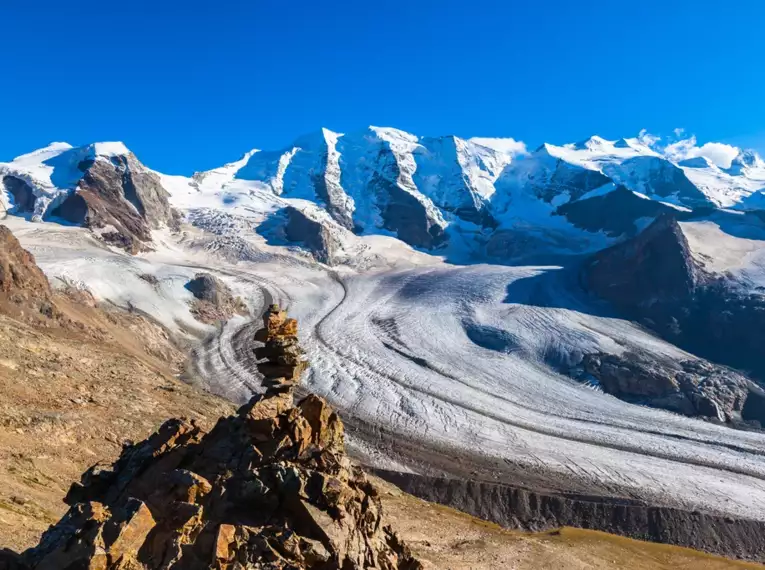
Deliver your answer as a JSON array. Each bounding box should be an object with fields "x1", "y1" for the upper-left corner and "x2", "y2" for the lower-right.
[
  {"x1": 1, "y1": 176, "x2": 36, "y2": 215},
  {"x1": 376, "y1": 470, "x2": 765, "y2": 563},
  {"x1": 0, "y1": 226, "x2": 51, "y2": 302},
  {"x1": 556, "y1": 186, "x2": 681, "y2": 237},
  {"x1": 283, "y1": 207, "x2": 342, "y2": 265},
  {"x1": 583, "y1": 214, "x2": 765, "y2": 385},
  {"x1": 0, "y1": 308, "x2": 421, "y2": 570},
  {"x1": 50, "y1": 153, "x2": 180, "y2": 253},
  {"x1": 583, "y1": 214, "x2": 701, "y2": 308},
  {"x1": 186, "y1": 273, "x2": 248, "y2": 324},
  {"x1": 371, "y1": 170, "x2": 447, "y2": 249},
  {"x1": 0, "y1": 225, "x2": 57, "y2": 320},
  {"x1": 573, "y1": 352, "x2": 765, "y2": 426}
]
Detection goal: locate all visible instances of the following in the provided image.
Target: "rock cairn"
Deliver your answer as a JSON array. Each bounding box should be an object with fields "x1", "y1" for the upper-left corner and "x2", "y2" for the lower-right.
[
  {"x1": 254, "y1": 304, "x2": 307, "y2": 391},
  {"x1": 0, "y1": 308, "x2": 422, "y2": 570}
]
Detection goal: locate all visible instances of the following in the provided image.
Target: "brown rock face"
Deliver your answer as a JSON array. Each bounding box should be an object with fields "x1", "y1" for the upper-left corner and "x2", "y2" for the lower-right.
[
  {"x1": 0, "y1": 225, "x2": 58, "y2": 321},
  {"x1": 49, "y1": 153, "x2": 180, "y2": 254},
  {"x1": 4, "y1": 309, "x2": 422, "y2": 570},
  {"x1": 583, "y1": 214, "x2": 701, "y2": 309},
  {"x1": 0, "y1": 226, "x2": 51, "y2": 301}
]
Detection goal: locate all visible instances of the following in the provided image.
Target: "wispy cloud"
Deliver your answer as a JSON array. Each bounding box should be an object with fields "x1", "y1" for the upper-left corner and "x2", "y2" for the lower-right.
[
  {"x1": 664, "y1": 135, "x2": 740, "y2": 168},
  {"x1": 637, "y1": 128, "x2": 661, "y2": 147},
  {"x1": 470, "y1": 137, "x2": 528, "y2": 156}
]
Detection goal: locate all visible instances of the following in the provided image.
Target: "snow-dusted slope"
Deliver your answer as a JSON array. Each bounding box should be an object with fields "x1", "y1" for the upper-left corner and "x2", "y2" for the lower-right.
[{"x1": 0, "y1": 142, "x2": 132, "y2": 219}]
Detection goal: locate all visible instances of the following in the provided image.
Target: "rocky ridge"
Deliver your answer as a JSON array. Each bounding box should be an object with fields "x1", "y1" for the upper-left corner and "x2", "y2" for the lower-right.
[
  {"x1": 0, "y1": 307, "x2": 422, "y2": 570},
  {"x1": 1, "y1": 145, "x2": 179, "y2": 253},
  {"x1": 581, "y1": 214, "x2": 765, "y2": 425}
]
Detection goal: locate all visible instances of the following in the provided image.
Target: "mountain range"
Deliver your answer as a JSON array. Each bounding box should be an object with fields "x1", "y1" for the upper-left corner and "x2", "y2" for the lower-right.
[{"x1": 3, "y1": 128, "x2": 765, "y2": 264}]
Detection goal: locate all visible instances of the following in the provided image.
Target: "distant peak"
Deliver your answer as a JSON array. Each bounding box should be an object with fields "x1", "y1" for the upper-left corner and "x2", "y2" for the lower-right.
[
  {"x1": 89, "y1": 141, "x2": 130, "y2": 158},
  {"x1": 572, "y1": 135, "x2": 610, "y2": 150},
  {"x1": 728, "y1": 149, "x2": 765, "y2": 173},
  {"x1": 321, "y1": 126, "x2": 343, "y2": 140},
  {"x1": 46, "y1": 141, "x2": 74, "y2": 151},
  {"x1": 292, "y1": 128, "x2": 343, "y2": 150},
  {"x1": 10, "y1": 141, "x2": 74, "y2": 163}
]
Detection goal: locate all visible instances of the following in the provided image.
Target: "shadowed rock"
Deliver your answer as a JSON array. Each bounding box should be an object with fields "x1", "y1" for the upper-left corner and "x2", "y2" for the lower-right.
[
  {"x1": 283, "y1": 207, "x2": 341, "y2": 265},
  {"x1": 583, "y1": 213, "x2": 701, "y2": 308},
  {"x1": 1, "y1": 176, "x2": 36, "y2": 214}
]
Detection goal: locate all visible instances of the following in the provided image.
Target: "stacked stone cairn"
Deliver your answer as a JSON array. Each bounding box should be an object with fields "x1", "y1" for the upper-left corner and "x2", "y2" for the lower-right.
[
  {"x1": 254, "y1": 305, "x2": 307, "y2": 392},
  {"x1": 0, "y1": 307, "x2": 423, "y2": 570}
]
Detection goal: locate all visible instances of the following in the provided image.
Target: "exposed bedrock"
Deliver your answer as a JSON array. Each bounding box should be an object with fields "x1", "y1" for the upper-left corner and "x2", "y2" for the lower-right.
[
  {"x1": 1, "y1": 175, "x2": 36, "y2": 214},
  {"x1": 0, "y1": 224, "x2": 54, "y2": 314},
  {"x1": 572, "y1": 351, "x2": 765, "y2": 427},
  {"x1": 0, "y1": 309, "x2": 422, "y2": 570},
  {"x1": 370, "y1": 172, "x2": 447, "y2": 249},
  {"x1": 583, "y1": 214, "x2": 765, "y2": 383},
  {"x1": 52, "y1": 154, "x2": 179, "y2": 252},
  {"x1": 375, "y1": 470, "x2": 765, "y2": 563},
  {"x1": 284, "y1": 207, "x2": 342, "y2": 265},
  {"x1": 185, "y1": 272, "x2": 248, "y2": 324},
  {"x1": 555, "y1": 185, "x2": 681, "y2": 237}
]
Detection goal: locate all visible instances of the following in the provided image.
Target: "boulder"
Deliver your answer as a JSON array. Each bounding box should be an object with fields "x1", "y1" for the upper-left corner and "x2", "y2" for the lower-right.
[{"x1": 185, "y1": 272, "x2": 248, "y2": 324}]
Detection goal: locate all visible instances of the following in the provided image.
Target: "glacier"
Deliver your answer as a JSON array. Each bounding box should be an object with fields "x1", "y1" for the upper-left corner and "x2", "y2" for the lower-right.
[{"x1": 3, "y1": 127, "x2": 765, "y2": 526}]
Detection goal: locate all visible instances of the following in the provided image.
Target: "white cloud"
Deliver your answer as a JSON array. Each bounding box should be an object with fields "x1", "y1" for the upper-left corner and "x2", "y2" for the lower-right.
[
  {"x1": 673, "y1": 127, "x2": 686, "y2": 138},
  {"x1": 637, "y1": 128, "x2": 661, "y2": 148},
  {"x1": 469, "y1": 137, "x2": 528, "y2": 156},
  {"x1": 664, "y1": 135, "x2": 740, "y2": 168}
]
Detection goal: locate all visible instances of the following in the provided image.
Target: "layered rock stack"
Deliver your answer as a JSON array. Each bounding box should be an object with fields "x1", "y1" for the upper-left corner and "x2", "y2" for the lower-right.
[
  {"x1": 0, "y1": 309, "x2": 422, "y2": 570},
  {"x1": 254, "y1": 304, "x2": 307, "y2": 391}
]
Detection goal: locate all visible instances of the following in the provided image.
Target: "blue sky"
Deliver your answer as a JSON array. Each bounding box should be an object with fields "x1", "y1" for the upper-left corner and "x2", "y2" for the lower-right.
[{"x1": 1, "y1": 0, "x2": 764, "y2": 174}]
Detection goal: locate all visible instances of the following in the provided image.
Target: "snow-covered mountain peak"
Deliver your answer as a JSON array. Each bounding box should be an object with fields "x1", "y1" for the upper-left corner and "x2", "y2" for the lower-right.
[
  {"x1": 727, "y1": 149, "x2": 765, "y2": 176},
  {"x1": 368, "y1": 126, "x2": 421, "y2": 154},
  {"x1": 88, "y1": 141, "x2": 131, "y2": 158},
  {"x1": 9, "y1": 142, "x2": 75, "y2": 167},
  {"x1": 571, "y1": 135, "x2": 610, "y2": 151},
  {"x1": 5, "y1": 126, "x2": 765, "y2": 262},
  {"x1": 292, "y1": 127, "x2": 343, "y2": 151}
]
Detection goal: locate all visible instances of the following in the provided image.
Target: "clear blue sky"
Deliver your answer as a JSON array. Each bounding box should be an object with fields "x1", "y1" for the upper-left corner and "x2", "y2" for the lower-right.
[{"x1": 1, "y1": 0, "x2": 764, "y2": 174}]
